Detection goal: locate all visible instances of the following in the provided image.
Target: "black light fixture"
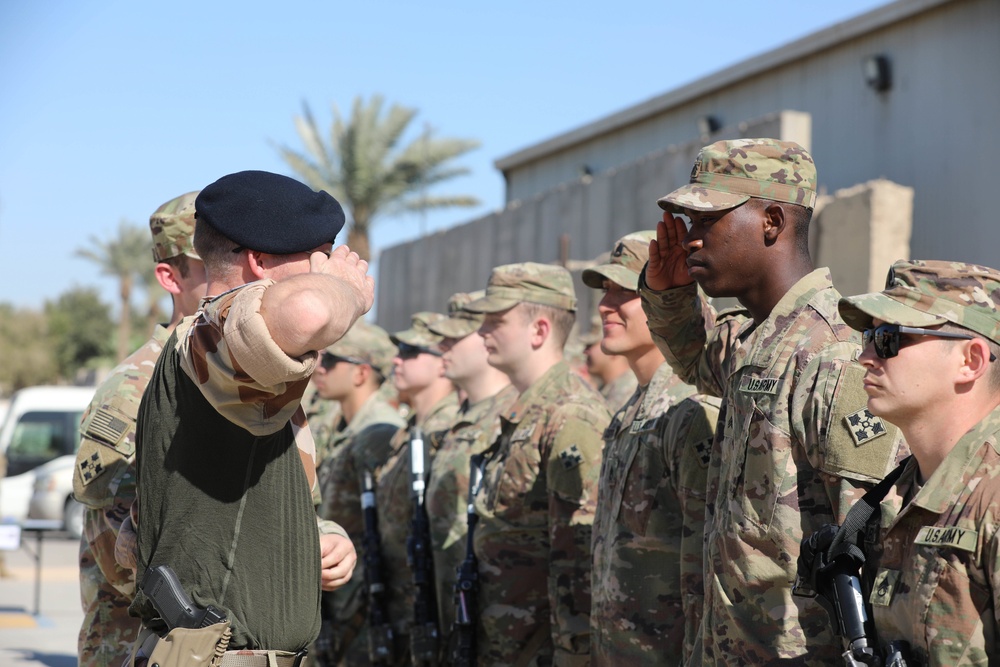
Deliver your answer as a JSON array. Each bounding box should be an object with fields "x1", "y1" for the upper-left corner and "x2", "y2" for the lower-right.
[
  {"x1": 697, "y1": 114, "x2": 723, "y2": 136},
  {"x1": 863, "y1": 54, "x2": 892, "y2": 92}
]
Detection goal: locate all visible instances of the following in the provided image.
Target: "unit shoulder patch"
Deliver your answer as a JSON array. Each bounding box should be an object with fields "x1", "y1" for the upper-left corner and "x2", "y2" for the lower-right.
[
  {"x1": 845, "y1": 407, "x2": 888, "y2": 445},
  {"x1": 77, "y1": 444, "x2": 108, "y2": 486},
  {"x1": 558, "y1": 444, "x2": 583, "y2": 471}
]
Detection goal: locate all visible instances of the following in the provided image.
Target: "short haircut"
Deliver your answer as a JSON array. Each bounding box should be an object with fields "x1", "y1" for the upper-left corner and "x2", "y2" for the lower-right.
[
  {"x1": 161, "y1": 254, "x2": 191, "y2": 279},
  {"x1": 937, "y1": 322, "x2": 1000, "y2": 391},
  {"x1": 518, "y1": 302, "x2": 576, "y2": 350},
  {"x1": 193, "y1": 219, "x2": 240, "y2": 271},
  {"x1": 746, "y1": 197, "x2": 812, "y2": 255}
]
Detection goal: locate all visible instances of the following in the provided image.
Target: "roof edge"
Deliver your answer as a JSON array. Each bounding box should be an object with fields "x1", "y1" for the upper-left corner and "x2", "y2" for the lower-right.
[{"x1": 494, "y1": 0, "x2": 955, "y2": 172}]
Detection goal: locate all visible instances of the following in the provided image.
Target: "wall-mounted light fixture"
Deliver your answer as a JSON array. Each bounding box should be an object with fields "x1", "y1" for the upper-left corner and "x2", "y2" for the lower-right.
[
  {"x1": 579, "y1": 164, "x2": 593, "y2": 179},
  {"x1": 697, "y1": 115, "x2": 723, "y2": 136},
  {"x1": 863, "y1": 54, "x2": 892, "y2": 92}
]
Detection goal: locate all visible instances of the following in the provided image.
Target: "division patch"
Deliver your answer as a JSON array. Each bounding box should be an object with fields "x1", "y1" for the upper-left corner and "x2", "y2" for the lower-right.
[
  {"x1": 559, "y1": 445, "x2": 583, "y2": 470},
  {"x1": 844, "y1": 408, "x2": 887, "y2": 445},
  {"x1": 78, "y1": 448, "x2": 107, "y2": 486}
]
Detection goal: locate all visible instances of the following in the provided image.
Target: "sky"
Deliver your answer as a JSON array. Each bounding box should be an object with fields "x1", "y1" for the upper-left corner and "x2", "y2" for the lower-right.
[{"x1": 0, "y1": 0, "x2": 892, "y2": 316}]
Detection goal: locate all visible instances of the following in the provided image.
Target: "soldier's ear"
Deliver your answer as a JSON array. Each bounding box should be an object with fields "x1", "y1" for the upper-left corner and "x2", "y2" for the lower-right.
[
  {"x1": 762, "y1": 203, "x2": 787, "y2": 246},
  {"x1": 155, "y1": 262, "x2": 182, "y2": 295},
  {"x1": 246, "y1": 250, "x2": 268, "y2": 279},
  {"x1": 530, "y1": 315, "x2": 552, "y2": 350}
]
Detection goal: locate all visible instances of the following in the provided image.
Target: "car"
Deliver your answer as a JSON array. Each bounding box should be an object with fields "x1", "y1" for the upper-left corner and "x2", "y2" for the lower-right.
[
  {"x1": 1, "y1": 385, "x2": 95, "y2": 528},
  {"x1": 28, "y1": 455, "x2": 84, "y2": 539}
]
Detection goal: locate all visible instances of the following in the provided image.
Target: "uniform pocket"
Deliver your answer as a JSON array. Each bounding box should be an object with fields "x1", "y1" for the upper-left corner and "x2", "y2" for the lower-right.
[
  {"x1": 735, "y1": 404, "x2": 791, "y2": 532},
  {"x1": 618, "y1": 433, "x2": 667, "y2": 537},
  {"x1": 488, "y1": 438, "x2": 542, "y2": 524}
]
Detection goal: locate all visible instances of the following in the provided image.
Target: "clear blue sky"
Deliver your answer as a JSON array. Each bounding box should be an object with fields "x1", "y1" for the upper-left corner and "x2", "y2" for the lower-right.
[{"x1": 0, "y1": 0, "x2": 891, "y2": 313}]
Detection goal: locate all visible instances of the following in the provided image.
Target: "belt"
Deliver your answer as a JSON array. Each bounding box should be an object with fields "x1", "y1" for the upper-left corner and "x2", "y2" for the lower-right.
[{"x1": 218, "y1": 650, "x2": 308, "y2": 667}]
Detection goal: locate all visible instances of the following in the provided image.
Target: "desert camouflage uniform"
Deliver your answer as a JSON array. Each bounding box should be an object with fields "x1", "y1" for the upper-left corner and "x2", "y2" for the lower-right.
[
  {"x1": 473, "y1": 361, "x2": 611, "y2": 666},
  {"x1": 376, "y1": 393, "x2": 460, "y2": 661},
  {"x1": 74, "y1": 326, "x2": 168, "y2": 666},
  {"x1": 640, "y1": 270, "x2": 906, "y2": 665},
  {"x1": 316, "y1": 393, "x2": 405, "y2": 666},
  {"x1": 591, "y1": 362, "x2": 720, "y2": 665},
  {"x1": 131, "y1": 280, "x2": 347, "y2": 651},
  {"x1": 426, "y1": 384, "x2": 517, "y2": 642},
  {"x1": 599, "y1": 371, "x2": 638, "y2": 414}
]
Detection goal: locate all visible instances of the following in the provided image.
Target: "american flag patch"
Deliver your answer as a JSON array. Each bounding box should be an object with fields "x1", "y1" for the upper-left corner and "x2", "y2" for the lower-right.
[{"x1": 85, "y1": 408, "x2": 128, "y2": 444}]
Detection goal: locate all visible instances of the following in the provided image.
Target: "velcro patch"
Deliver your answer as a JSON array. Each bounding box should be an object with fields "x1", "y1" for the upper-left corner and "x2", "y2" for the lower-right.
[
  {"x1": 844, "y1": 408, "x2": 888, "y2": 445},
  {"x1": 694, "y1": 437, "x2": 712, "y2": 467},
  {"x1": 629, "y1": 417, "x2": 660, "y2": 435},
  {"x1": 510, "y1": 424, "x2": 536, "y2": 442},
  {"x1": 915, "y1": 526, "x2": 978, "y2": 552},
  {"x1": 84, "y1": 407, "x2": 129, "y2": 445},
  {"x1": 558, "y1": 445, "x2": 583, "y2": 471},
  {"x1": 869, "y1": 568, "x2": 901, "y2": 607},
  {"x1": 78, "y1": 448, "x2": 107, "y2": 486},
  {"x1": 739, "y1": 376, "x2": 779, "y2": 394}
]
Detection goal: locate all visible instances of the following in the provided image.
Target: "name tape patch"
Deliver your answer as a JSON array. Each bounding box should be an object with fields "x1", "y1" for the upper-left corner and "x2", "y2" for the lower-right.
[
  {"x1": 915, "y1": 526, "x2": 978, "y2": 552},
  {"x1": 739, "y1": 376, "x2": 779, "y2": 395}
]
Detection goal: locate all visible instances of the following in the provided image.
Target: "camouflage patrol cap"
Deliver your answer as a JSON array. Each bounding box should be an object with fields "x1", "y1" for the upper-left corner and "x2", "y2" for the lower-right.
[
  {"x1": 465, "y1": 262, "x2": 577, "y2": 314},
  {"x1": 839, "y1": 259, "x2": 1000, "y2": 345},
  {"x1": 582, "y1": 230, "x2": 656, "y2": 291},
  {"x1": 325, "y1": 320, "x2": 396, "y2": 377},
  {"x1": 658, "y1": 138, "x2": 817, "y2": 214},
  {"x1": 390, "y1": 312, "x2": 447, "y2": 349},
  {"x1": 428, "y1": 291, "x2": 486, "y2": 339},
  {"x1": 150, "y1": 191, "x2": 200, "y2": 261}
]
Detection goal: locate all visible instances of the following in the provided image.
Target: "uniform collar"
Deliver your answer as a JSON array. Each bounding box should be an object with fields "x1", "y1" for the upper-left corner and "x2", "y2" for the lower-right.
[{"x1": 503, "y1": 360, "x2": 570, "y2": 425}]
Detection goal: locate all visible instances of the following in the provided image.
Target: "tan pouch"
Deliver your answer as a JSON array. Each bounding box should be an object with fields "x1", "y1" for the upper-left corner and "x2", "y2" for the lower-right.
[{"x1": 144, "y1": 621, "x2": 231, "y2": 667}]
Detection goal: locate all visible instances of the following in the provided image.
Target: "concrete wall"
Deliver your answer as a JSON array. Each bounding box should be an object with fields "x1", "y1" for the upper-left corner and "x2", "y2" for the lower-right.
[{"x1": 377, "y1": 112, "x2": 809, "y2": 332}]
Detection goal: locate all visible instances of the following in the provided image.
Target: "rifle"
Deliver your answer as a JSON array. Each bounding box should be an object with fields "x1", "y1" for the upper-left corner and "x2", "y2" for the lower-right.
[
  {"x1": 362, "y1": 469, "x2": 395, "y2": 665},
  {"x1": 451, "y1": 453, "x2": 485, "y2": 667},
  {"x1": 406, "y1": 427, "x2": 440, "y2": 666}
]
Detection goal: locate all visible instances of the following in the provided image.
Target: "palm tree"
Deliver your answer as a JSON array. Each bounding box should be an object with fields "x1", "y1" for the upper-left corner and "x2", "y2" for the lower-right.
[
  {"x1": 276, "y1": 95, "x2": 481, "y2": 261},
  {"x1": 75, "y1": 220, "x2": 153, "y2": 361}
]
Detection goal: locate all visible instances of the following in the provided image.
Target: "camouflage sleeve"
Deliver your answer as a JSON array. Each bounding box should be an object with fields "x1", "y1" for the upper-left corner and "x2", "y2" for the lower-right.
[
  {"x1": 793, "y1": 342, "x2": 905, "y2": 522},
  {"x1": 664, "y1": 395, "x2": 720, "y2": 662},
  {"x1": 638, "y1": 272, "x2": 746, "y2": 399},
  {"x1": 544, "y1": 402, "x2": 609, "y2": 660},
  {"x1": 296, "y1": 408, "x2": 349, "y2": 539},
  {"x1": 178, "y1": 281, "x2": 319, "y2": 436}
]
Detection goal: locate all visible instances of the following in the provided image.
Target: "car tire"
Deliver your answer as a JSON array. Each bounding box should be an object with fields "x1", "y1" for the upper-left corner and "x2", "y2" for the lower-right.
[{"x1": 64, "y1": 498, "x2": 85, "y2": 540}]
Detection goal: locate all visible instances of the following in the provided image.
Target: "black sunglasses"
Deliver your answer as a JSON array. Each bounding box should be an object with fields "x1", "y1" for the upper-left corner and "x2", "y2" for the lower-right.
[
  {"x1": 863, "y1": 323, "x2": 996, "y2": 361},
  {"x1": 396, "y1": 342, "x2": 442, "y2": 359},
  {"x1": 319, "y1": 353, "x2": 366, "y2": 370}
]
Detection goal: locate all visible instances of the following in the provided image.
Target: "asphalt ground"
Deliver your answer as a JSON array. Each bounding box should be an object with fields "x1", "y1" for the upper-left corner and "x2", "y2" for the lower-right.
[{"x1": 0, "y1": 530, "x2": 82, "y2": 667}]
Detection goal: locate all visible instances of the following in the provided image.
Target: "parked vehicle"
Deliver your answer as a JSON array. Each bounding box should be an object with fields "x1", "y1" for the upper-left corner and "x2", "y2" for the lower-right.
[
  {"x1": 28, "y1": 455, "x2": 84, "y2": 538},
  {"x1": 0, "y1": 385, "x2": 94, "y2": 528}
]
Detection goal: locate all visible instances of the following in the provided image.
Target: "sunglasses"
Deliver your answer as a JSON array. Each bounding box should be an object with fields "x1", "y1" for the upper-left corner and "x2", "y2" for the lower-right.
[
  {"x1": 396, "y1": 343, "x2": 443, "y2": 360},
  {"x1": 319, "y1": 353, "x2": 366, "y2": 370},
  {"x1": 862, "y1": 323, "x2": 996, "y2": 361}
]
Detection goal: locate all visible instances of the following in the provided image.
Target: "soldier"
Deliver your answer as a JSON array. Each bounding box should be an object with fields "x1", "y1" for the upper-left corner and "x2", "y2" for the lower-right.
[
  {"x1": 466, "y1": 262, "x2": 611, "y2": 666},
  {"x1": 425, "y1": 291, "x2": 517, "y2": 654},
  {"x1": 583, "y1": 231, "x2": 720, "y2": 665},
  {"x1": 836, "y1": 260, "x2": 1000, "y2": 665},
  {"x1": 376, "y1": 312, "x2": 459, "y2": 663},
  {"x1": 73, "y1": 191, "x2": 207, "y2": 667},
  {"x1": 311, "y1": 320, "x2": 406, "y2": 666},
  {"x1": 128, "y1": 171, "x2": 372, "y2": 661},
  {"x1": 581, "y1": 325, "x2": 637, "y2": 413},
  {"x1": 640, "y1": 139, "x2": 906, "y2": 664}
]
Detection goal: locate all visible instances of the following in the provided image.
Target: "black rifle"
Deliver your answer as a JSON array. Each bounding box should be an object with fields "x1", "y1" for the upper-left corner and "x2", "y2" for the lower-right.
[
  {"x1": 406, "y1": 427, "x2": 440, "y2": 666},
  {"x1": 451, "y1": 453, "x2": 485, "y2": 667},
  {"x1": 362, "y1": 468, "x2": 395, "y2": 665}
]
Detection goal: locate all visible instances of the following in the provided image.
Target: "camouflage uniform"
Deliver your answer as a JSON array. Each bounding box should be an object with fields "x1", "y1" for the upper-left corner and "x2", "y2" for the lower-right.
[
  {"x1": 838, "y1": 260, "x2": 1000, "y2": 665},
  {"x1": 465, "y1": 263, "x2": 612, "y2": 667},
  {"x1": 73, "y1": 191, "x2": 200, "y2": 667},
  {"x1": 582, "y1": 231, "x2": 721, "y2": 665},
  {"x1": 640, "y1": 139, "x2": 906, "y2": 665},
  {"x1": 425, "y1": 294, "x2": 517, "y2": 646},
  {"x1": 375, "y1": 313, "x2": 459, "y2": 662},
  {"x1": 314, "y1": 321, "x2": 406, "y2": 666},
  {"x1": 598, "y1": 372, "x2": 638, "y2": 414}
]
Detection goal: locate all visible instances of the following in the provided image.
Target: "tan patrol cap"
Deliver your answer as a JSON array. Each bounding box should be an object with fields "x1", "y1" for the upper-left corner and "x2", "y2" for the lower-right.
[
  {"x1": 150, "y1": 191, "x2": 200, "y2": 261},
  {"x1": 390, "y1": 312, "x2": 447, "y2": 349},
  {"x1": 428, "y1": 291, "x2": 486, "y2": 339},
  {"x1": 325, "y1": 320, "x2": 396, "y2": 377},
  {"x1": 465, "y1": 262, "x2": 577, "y2": 314},
  {"x1": 582, "y1": 230, "x2": 656, "y2": 291}
]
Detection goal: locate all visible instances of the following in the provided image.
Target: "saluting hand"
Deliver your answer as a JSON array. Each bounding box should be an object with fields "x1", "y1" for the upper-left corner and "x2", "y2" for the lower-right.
[
  {"x1": 319, "y1": 533, "x2": 358, "y2": 592},
  {"x1": 646, "y1": 212, "x2": 694, "y2": 291},
  {"x1": 312, "y1": 245, "x2": 376, "y2": 318}
]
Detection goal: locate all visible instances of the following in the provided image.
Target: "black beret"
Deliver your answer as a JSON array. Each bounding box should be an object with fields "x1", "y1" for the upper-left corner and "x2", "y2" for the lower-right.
[{"x1": 195, "y1": 170, "x2": 346, "y2": 254}]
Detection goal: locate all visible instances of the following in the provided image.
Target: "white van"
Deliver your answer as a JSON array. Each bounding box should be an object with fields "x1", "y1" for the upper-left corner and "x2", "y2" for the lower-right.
[{"x1": 0, "y1": 385, "x2": 95, "y2": 527}]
